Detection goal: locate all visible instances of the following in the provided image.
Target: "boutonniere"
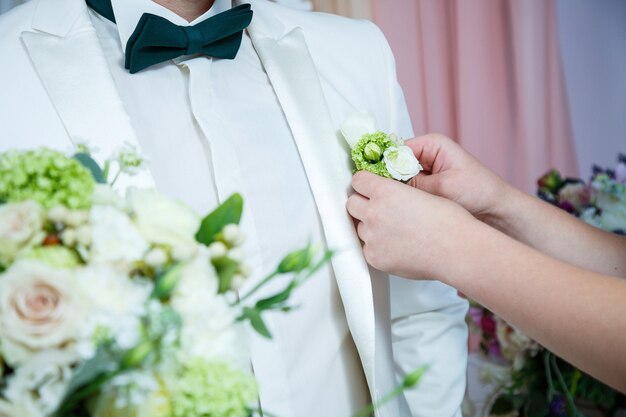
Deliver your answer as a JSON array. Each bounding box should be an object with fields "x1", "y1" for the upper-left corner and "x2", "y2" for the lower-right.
[{"x1": 340, "y1": 111, "x2": 423, "y2": 181}]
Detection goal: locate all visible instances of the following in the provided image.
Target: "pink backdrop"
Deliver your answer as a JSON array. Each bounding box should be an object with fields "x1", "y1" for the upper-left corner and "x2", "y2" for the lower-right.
[{"x1": 372, "y1": 0, "x2": 578, "y2": 193}]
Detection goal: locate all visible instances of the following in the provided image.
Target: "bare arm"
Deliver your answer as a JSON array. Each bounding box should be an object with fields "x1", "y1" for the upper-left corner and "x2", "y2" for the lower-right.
[
  {"x1": 347, "y1": 170, "x2": 626, "y2": 393},
  {"x1": 487, "y1": 185, "x2": 626, "y2": 277},
  {"x1": 445, "y1": 219, "x2": 626, "y2": 393},
  {"x1": 407, "y1": 134, "x2": 626, "y2": 278}
]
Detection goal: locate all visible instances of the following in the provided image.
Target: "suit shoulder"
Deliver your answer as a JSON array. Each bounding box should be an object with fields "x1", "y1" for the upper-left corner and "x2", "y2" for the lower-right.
[{"x1": 251, "y1": 0, "x2": 384, "y2": 48}]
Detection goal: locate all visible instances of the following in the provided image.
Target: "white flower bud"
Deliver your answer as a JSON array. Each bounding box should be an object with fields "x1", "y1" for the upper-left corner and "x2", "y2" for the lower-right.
[
  {"x1": 144, "y1": 248, "x2": 168, "y2": 268},
  {"x1": 48, "y1": 206, "x2": 69, "y2": 223},
  {"x1": 61, "y1": 229, "x2": 77, "y2": 246},
  {"x1": 65, "y1": 210, "x2": 89, "y2": 227},
  {"x1": 227, "y1": 247, "x2": 244, "y2": 262},
  {"x1": 208, "y1": 241, "x2": 228, "y2": 259},
  {"x1": 75, "y1": 225, "x2": 92, "y2": 246},
  {"x1": 222, "y1": 224, "x2": 245, "y2": 246},
  {"x1": 231, "y1": 274, "x2": 246, "y2": 291},
  {"x1": 239, "y1": 263, "x2": 252, "y2": 278},
  {"x1": 363, "y1": 142, "x2": 383, "y2": 162}
]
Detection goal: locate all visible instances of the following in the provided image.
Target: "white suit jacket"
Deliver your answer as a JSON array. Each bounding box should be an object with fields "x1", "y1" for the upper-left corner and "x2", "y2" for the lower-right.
[{"x1": 0, "y1": 0, "x2": 469, "y2": 416}]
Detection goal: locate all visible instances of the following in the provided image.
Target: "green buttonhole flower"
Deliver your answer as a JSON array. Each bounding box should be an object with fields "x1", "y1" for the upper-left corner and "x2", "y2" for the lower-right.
[{"x1": 351, "y1": 132, "x2": 396, "y2": 179}]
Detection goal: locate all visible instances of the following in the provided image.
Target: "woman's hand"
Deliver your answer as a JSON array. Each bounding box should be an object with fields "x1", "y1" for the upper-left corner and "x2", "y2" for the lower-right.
[
  {"x1": 406, "y1": 134, "x2": 512, "y2": 222},
  {"x1": 346, "y1": 171, "x2": 480, "y2": 280}
]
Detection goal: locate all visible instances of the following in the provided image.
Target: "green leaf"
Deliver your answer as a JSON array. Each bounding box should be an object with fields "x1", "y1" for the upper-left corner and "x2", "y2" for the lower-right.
[
  {"x1": 64, "y1": 348, "x2": 116, "y2": 394},
  {"x1": 213, "y1": 256, "x2": 240, "y2": 293},
  {"x1": 241, "y1": 307, "x2": 272, "y2": 339},
  {"x1": 255, "y1": 280, "x2": 297, "y2": 310},
  {"x1": 151, "y1": 263, "x2": 183, "y2": 300},
  {"x1": 277, "y1": 245, "x2": 315, "y2": 273},
  {"x1": 196, "y1": 193, "x2": 243, "y2": 245},
  {"x1": 73, "y1": 153, "x2": 105, "y2": 184},
  {"x1": 490, "y1": 395, "x2": 515, "y2": 414}
]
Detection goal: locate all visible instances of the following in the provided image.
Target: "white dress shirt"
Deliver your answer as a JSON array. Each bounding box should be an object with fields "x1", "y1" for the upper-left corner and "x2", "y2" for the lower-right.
[{"x1": 89, "y1": 1, "x2": 370, "y2": 415}]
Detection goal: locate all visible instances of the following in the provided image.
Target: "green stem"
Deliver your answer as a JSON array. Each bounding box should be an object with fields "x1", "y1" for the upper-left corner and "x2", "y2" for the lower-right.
[
  {"x1": 550, "y1": 354, "x2": 582, "y2": 417},
  {"x1": 352, "y1": 385, "x2": 405, "y2": 417},
  {"x1": 238, "y1": 271, "x2": 278, "y2": 303},
  {"x1": 109, "y1": 168, "x2": 122, "y2": 186},
  {"x1": 544, "y1": 351, "x2": 557, "y2": 399},
  {"x1": 102, "y1": 160, "x2": 111, "y2": 183},
  {"x1": 569, "y1": 369, "x2": 582, "y2": 399}
]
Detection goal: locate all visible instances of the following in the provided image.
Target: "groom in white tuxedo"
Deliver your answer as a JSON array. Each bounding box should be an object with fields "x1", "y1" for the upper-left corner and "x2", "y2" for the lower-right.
[{"x1": 0, "y1": 0, "x2": 468, "y2": 415}]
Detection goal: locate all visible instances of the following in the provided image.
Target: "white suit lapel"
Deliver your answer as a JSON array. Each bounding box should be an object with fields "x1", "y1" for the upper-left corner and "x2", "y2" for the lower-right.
[
  {"x1": 241, "y1": 0, "x2": 377, "y2": 391},
  {"x1": 21, "y1": 0, "x2": 155, "y2": 189}
]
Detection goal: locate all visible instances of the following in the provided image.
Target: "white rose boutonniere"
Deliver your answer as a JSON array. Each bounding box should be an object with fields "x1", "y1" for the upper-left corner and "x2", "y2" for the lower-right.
[
  {"x1": 340, "y1": 111, "x2": 423, "y2": 181},
  {"x1": 127, "y1": 188, "x2": 201, "y2": 260},
  {"x1": 0, "y1": 261, "x2": 86, "y2": 366}
]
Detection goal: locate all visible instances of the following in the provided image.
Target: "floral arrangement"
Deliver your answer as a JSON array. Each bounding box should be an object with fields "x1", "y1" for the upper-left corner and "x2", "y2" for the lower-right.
[
  {"x1": 468, "y1": 154, "x2": 626, "y2": 417},
  {"x1": 537, "y1": 154, "x2": 626, "y2": 234},
  {"x1": 0, "y1": 147, "x2": 332, "y2": 417},
  {"x1": 340, "y1": 111, "x2": 423, "y2": 181}
]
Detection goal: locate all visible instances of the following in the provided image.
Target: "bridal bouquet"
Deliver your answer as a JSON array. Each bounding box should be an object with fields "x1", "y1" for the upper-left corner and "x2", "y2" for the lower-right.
[
  {"x1": 0, "y1": 147, "x2": 330, "y2": 417},
  {"x1": 469, "y1": 154, "x2": 626, "y2": 417}
]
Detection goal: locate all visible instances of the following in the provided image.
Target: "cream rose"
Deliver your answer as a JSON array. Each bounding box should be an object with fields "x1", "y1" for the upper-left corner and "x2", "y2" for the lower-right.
[
  {"x1": 0, "y1": 261, "x2": 85, "y2": 366},
  {"x1": 4, "y1": 350, "x2": 75, "y2": 417},
  {"x1": 383, "y1": 145, "x2": 423, "y2": 181},
  {"x1": 0, "y1": 201, "x2": 45, "y2": 265},
  {"x1": 127, "y1": 189, "x2": 200, "y2": 259}
]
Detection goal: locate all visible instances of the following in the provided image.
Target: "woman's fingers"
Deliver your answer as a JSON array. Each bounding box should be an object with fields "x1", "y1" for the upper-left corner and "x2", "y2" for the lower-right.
[{"x1": 346, "y1": 193, "x2": 369, "y2": 221}]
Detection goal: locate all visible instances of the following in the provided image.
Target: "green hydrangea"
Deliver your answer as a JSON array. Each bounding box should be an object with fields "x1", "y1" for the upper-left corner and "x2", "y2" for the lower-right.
[
  {"x1": 0, "y1": 149, "x2": 95, "y2": 209},
  {"x1": 19, "y1": 246, "x2": 80, "y2": 268},
  {"x1": 351, "y1": 132, "x2": 395, "y2": 178},
  {"x1": 170, "y1": 359, "x2": 257, "y2": 417}
]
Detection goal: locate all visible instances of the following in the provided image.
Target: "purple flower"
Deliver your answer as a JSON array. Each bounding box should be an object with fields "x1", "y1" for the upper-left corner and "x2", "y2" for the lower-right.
[
  {"x1": 487, "y1": 339, "x2": 504, "y2": 360},
  {"x1": 549, "y1": 396, "x2": 567, "y2": 417},
  {"x1": 481, "y1": 314, "x2": 497, "y2": 335},
  {"x1": 557, "y1": 201, "x2": 576, "y2": 214}
]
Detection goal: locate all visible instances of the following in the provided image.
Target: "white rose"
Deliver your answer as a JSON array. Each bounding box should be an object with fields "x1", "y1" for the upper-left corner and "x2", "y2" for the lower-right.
[
  {"x1": 4, "y1": 350, "x2": 75, "y2": 417},
  {"x1": 89, "y1": 205, "x2": 149, "y2": 268},
  {"x1": 383, "y1": 145, "x2": 423, "y2": 181},
  {"x1": 75, "y1": 266, "x2": 152, "y2": 353},
  {"x1": 127, "y1": 189, "x2": 200, "y2": 257},
  {"x1": 594, "y1": 191, "x2": 626, "y2": 232},
  {"x1": 0, "y1": 201, "x2": 45, "y2": 265},
  {"x1": 170, "y1": 248, "x2": 249, "y2": 367},
  {"x1": 0, "y1": 261, "x2": 86, "y2": 366},
  {"x1": 340, "y1": 111, "x2": 377, "y2": 148}
]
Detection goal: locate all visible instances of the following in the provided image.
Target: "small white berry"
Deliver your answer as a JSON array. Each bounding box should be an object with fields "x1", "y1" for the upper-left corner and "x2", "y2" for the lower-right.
[
  {"x1": 227, "y1": 247, "x2": 244, "y2": 262},
  {"x1": 208, "y1": 241, "x2": 228, "y2": 259},
  {"x1": 145, "y1": 248, "x2": 168, "y2": 267},
  {"x1": 48, "y1": 206, "x2": 69, "y2": 223},
  {"x1": 222, "y1": 224, "x2": 245, "y2": 246},
  {"x1": 231, "y1": 274, "x2": 245, "y2": 291},
  {"x1": 75, "y1": 225, "x2": 92, "y2": 246},
  {"x1": 65, "y1": 210, "x2": 89, "y2": 227},
  {"x1": 61, "y1": 229, "x2": 77, "y2": 246}
]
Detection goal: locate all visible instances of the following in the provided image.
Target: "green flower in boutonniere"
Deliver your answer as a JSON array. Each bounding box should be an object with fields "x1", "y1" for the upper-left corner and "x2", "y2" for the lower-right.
[{"x1": 341, "y1": 111, "x2": 423, "y2": 181}]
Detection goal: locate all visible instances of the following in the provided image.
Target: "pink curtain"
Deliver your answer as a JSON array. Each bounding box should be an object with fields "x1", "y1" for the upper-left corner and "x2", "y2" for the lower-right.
[{"x1": 372, "y1": 0, "x2": 578, "y2": 192}]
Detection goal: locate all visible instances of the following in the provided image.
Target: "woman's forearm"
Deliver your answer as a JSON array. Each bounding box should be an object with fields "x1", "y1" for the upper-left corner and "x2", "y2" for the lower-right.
[
  {"x1": 485, "y1": 185, "x2": 626, "y2": 278},
  {"x1": 441, "y1": 221, "x2": 626, "y2": 393}
]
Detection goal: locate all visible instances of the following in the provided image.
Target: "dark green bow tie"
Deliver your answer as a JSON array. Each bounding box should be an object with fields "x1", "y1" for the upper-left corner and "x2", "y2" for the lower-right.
[{"x1": 86, "y1": 0, "x2": 253, "y2": 73}]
